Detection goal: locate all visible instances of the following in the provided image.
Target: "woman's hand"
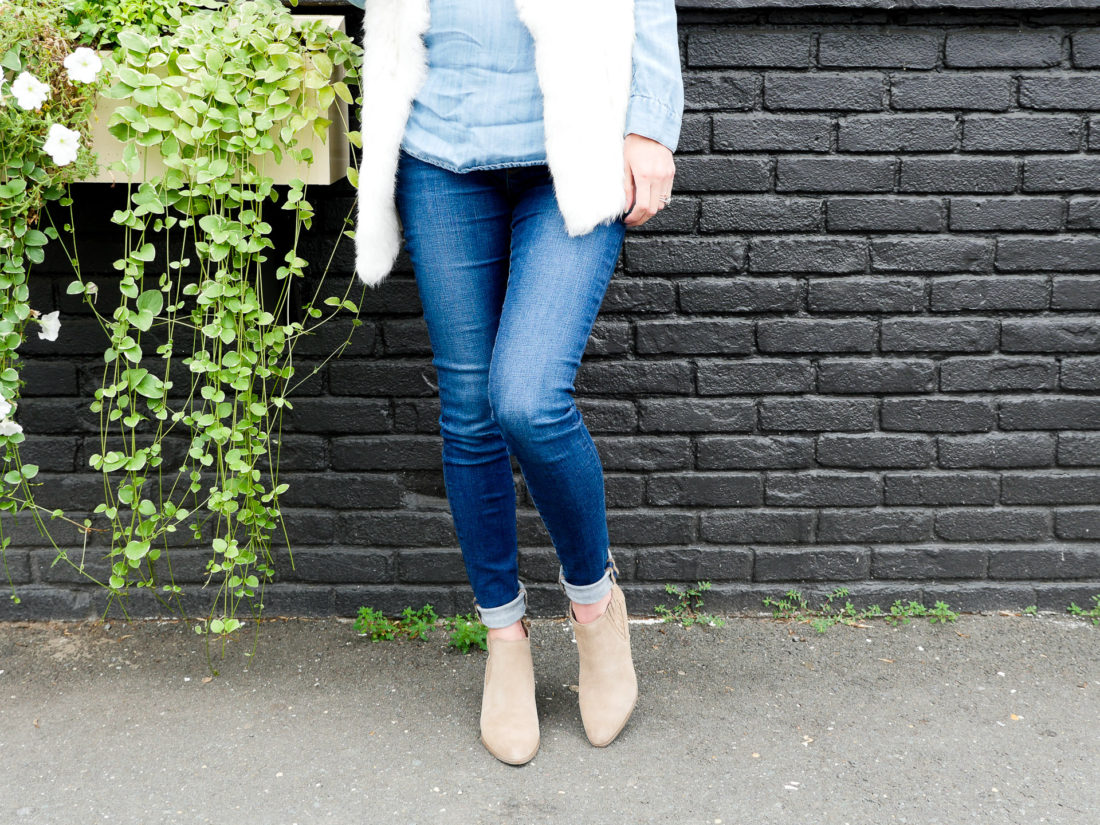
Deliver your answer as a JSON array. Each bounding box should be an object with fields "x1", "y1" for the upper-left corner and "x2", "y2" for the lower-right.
[{"x1": 622, "y1": 133, "x2": 676, "y2": 228}]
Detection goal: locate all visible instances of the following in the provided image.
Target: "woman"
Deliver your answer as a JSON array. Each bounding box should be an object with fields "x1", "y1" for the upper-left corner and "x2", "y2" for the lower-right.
[{"x1": 350, "y1": 0, "x2": 684, "y2": 765}]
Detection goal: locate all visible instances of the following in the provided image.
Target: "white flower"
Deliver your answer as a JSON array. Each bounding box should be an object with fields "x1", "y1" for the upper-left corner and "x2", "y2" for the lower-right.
[
  {"x1": 0, "y1": 418, "x2": 22, "y2": 437},
  {"x1": 63, "y1": 47, "x2": 103, "y2": 84},
  {"x1": 43, "y1": 123, "x2": 80, "y2": 167},
  {"x1": 12, "y1": 71, "x2": 50, "y2": 111},
  {"x1": 0, "y1": 397, "x2": 12, "y2": 418},
  {"x1": 36, "y1": 309, "x2": 61, "y2": 341}
]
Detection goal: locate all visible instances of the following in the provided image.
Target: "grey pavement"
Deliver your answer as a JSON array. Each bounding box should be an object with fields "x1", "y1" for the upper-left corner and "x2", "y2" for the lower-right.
[{"x1": 0, "y1": 609, "x2": 1097, "y2": 824}]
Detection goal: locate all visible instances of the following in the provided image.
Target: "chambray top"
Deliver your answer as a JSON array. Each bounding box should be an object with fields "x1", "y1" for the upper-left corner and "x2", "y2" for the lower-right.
[{"x1": 346, "y1": 0, "x2": 684, "y2": 173}]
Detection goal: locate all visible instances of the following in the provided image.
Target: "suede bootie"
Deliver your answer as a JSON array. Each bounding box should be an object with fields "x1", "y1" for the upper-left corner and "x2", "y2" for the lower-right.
[
  {"x1": 570, "y1": 581, "x2": 638, "y2": 747},
  {"x1": 479, "y1": 619, "x2": 539, "y2": 765}
]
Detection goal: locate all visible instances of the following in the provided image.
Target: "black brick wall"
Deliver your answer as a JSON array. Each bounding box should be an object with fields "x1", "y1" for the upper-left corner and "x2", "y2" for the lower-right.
[{"x1": 6, "y1": 0, "x2": 1100, "y2": 620}]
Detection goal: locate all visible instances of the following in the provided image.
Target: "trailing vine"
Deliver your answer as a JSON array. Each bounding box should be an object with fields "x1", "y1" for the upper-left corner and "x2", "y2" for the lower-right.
[
  {"x1": 2, "y1": 0, "x2": 365, "y2": 667},
  {"x1": 0, "y1": 0, "x2": 101, "y2": 604}
]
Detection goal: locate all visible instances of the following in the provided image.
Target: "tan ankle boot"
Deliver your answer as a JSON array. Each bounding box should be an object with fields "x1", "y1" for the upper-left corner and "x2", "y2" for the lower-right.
[
  {"x1": 479, "y1": 619, "x2": 539, "y2": 765},
  {"x1": 571, "y1": 582, "x2": 638, "y2": 747}
]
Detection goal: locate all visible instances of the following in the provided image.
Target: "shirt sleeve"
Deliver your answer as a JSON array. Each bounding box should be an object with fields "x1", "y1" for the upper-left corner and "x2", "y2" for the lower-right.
[{"x1": 624, "y1": 0, "x2": 685, "y2": 153}]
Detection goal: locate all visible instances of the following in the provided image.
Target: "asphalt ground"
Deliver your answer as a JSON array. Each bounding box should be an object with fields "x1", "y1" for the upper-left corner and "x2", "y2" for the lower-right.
[{"x1": 0, "y1": 609, "x2": 1097, "y2": 824}]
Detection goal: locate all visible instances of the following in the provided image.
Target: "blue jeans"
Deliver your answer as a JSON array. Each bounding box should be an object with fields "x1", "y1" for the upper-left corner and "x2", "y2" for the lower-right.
[{"x1": 394, "y1": 148, "x2": 626, "y2": 628}]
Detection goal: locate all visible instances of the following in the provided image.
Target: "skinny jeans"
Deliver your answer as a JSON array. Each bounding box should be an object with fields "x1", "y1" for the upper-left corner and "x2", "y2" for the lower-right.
[{"x1": 393, "y1": 148, "x2": 625, "y2": 628}]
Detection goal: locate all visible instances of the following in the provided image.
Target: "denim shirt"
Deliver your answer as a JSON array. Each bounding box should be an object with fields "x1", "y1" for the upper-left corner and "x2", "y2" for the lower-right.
[{"x1": 347, "y1": 0, "x2": 684, "y2": 173}]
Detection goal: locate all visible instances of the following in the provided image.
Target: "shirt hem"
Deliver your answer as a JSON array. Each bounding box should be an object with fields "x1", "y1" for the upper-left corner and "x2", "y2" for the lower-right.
[{"x1": 400, "y1": 145, "x2": 549, "y2": 174}]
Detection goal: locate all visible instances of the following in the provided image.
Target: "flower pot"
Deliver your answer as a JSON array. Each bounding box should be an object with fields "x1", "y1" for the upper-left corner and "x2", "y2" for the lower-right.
[{"x1": 82, "y1": 14, "x2": 350, "y2": 187}]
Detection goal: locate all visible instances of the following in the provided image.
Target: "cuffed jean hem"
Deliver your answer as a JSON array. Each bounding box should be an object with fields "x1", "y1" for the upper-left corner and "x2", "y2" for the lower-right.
[
  {"x1": 559, "y1": 565, "x2": 614, "y2": 604},
  {"x1": 558, "y1": 547, "x2": 618, "y2": 605},
  {"x1": 473, "y1": 583, "x2": 528, "y2": 629}
]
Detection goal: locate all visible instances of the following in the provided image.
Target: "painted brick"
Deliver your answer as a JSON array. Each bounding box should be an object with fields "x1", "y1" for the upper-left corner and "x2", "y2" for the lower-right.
[
  {"x1": 678, "y1": 278, "x2": 801, "y2": 313},
  {"x1": 937, "y1": 433, "x2": 1056, "y2": 468},
  {"x1": 696, "y1": 436, "x2": 815, "y2": 470},
  {"x1": 817, "y1": 434, "x2": 936, "y2": 468},
  {"x1": 944, "y1": 31, "x2": 1063, "y2": 68},
  {"x1": 637, "y1": 398, "x2": 756, "y2": 432},
  {"x1": 891, "y1": 73, "x2": 1014, "y2": 111},
  {"x1": 883, "y1": 472, "x2": 1000, "y2": 505},
  {"x1": 939, "y1": 356, "x2": 1058, "y2": 391},
  {"x1": 935, "y1": 509, "x2": 1050, "y2": 541},
  {"x1": 777, "y1": 157, "x2": 895, "y2": 192},
  {"x1": 807, "y1": 277, "x2": 925, "y2": 313},
  {"x1": 881, "y1": 397, "x2": 997, "y2": 431},
  {"x1": 961, "y1": 115, "x2": 1082, "y2": 152},
  {"x1": 816, "y1": 359, "x2": 937, "y2": 393},
  {"x1": 838, "y1": 115, "x2": 957, "y2": 152},
  {"x1": 949, "y1": 197, "x2": 1064, "y2": 231},
  {"x1": 826, "y1": 197, "x2": 946, "y2": 232},
  {"x1": 697, "y1": 359, "x2": 813, "y2": 395},
  {"x1": 761, "y1": 398, "x2": 880, "y2": 429},
  {"x1": 757, "y1": 319, "x2": 877, "y2": 352},
  {"x1": 701, "y1": 196, "x2": 822, "y2": 233},
  {"x1": 881, "y1": 319, "x2": 998, "y2": 352},
  {"x1": 930, "y1": 277, "x2": 1049, "y2": 312},
  {"x1": 684, "y1": 71, "x2": 759, "y2": 110},
  {"x1": 750, "y1": 237, "x2": 868, "y2": 272},
  {"x1": 14, "y1": 8, "x2": 1100, "y2": 620},
  {"x1": 1020, "y1": 75, "x2": 1100, "y2": 110},
  {"x1": 899, "y1": 157, "x2": 1018, "y2": 193},
  {"x1": 819, "y1": 30, "x2": 941, "y2": 69},
  {"x1": 688, "y1": 29, "x2": 814, "y2": 68},
  {"x1": 765, "y1": 72, "x2": 887, "y2": 111},
  {"x1": 712, "y1": 115, "x2": 832, "y2": 152}
]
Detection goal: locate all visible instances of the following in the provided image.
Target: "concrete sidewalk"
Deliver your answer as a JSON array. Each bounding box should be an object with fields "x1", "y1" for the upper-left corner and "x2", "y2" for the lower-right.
[{"x1": 0, "y1": 610, "x2": 1096, "y2": 824}]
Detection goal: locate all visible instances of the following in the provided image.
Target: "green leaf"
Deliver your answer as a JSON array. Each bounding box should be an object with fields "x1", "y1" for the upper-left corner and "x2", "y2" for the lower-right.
[
  {"x1": 134, "y1": 374, "x2": 162, "y2": 399},
  {"x1": 332, "y1": 81, "x2": 353, "y2": 104},
  {"x1": 123, "y1": 540, "x2": 149, "y2": 561},
  {"x1": 117, "y1": 67, "x2": 145, "y2": 88},
  {"x1": 136, "y1": 289, "x2": 163, "y2": 316},
  {"x1": 132, "y1": 86, "x2": 159, "y2": 107},
  {"x1": 132, "y1": 309, "x2": 154, "y2": 332},
  {"x1": 158, "y1": 86, "x2": 182, "y2": 109},
  {"x1": 132, "y1": 243, "x2": 156, "y2": 262},
  {"x1": 121, "y1": 142, "x2": 141, "y2": 177},
  {"x1": 311, "y1": 52, "x2": 333, "y2": 79},
  {"x1": 116, "y1": 30, "x2": 151, "y2": 53},
  {"x1": 0, "y1": 179, "x2": 28, "y2": 198},
  {"x1": 1, "y1": 49, "x2": 22, "y2": 72}
]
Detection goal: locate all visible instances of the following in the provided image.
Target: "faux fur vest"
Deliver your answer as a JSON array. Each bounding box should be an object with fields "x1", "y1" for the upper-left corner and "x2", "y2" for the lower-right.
[{"x1": 354, "y1": 0, "x2": 636, "y2": 287}]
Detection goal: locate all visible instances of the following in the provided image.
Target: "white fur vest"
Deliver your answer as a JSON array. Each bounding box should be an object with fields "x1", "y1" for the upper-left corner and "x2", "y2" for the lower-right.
[{"x1": 354, "y1": 0, "x2": 636, "y2": 287}]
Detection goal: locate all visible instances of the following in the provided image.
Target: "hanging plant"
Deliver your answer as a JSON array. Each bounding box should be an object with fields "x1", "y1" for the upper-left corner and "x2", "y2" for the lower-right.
[
  {"x1": 0, "y1": 0, "x2": 103, "y2": 602},
  {"x1": 1, "y1": 0, "x2": 365, "y2": 667}
]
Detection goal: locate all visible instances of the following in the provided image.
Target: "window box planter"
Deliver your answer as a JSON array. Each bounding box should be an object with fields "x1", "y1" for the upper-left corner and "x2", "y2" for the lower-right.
[{"x1": 81, "y1": 13, "x2": 350, "y2": 186}]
